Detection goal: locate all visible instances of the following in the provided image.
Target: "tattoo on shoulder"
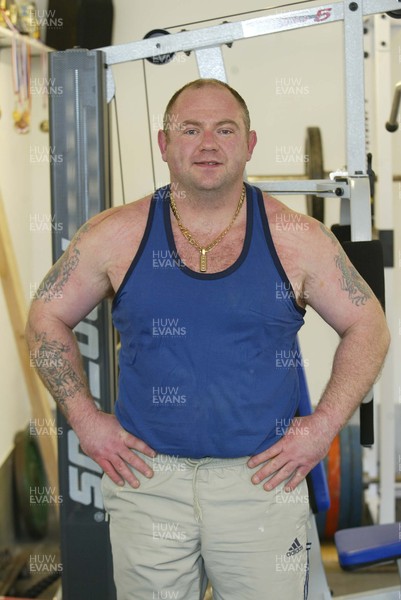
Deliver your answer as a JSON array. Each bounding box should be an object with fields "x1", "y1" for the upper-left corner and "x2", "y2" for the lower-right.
[
  {"x1": 32, "y1": 333, "x2": 85, "y2": 409},
  {"x1": 34, "y1": 223, "x2": 91, "y2": 303},
  {"x1": 318, "y1": 223, "x2": 372, "y2": 306}
]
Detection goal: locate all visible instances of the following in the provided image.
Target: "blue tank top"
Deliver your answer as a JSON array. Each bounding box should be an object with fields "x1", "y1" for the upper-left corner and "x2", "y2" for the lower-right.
[{"x1": 112, "y1": 183, "x2": 305, "y2": 458}]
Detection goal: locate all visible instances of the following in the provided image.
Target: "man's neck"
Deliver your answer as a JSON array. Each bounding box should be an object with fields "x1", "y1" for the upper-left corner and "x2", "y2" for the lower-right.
[{"x1": 169, "y1": 181, "x2": 245, "y2": 230}]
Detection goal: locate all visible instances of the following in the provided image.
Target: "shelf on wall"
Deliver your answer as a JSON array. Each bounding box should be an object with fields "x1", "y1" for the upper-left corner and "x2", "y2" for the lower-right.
[{"x1": 0, "y1": 25, "x2": 52, "y2": 54}]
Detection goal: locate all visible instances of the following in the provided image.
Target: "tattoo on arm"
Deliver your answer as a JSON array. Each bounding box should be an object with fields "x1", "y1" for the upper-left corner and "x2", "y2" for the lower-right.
[
  {"x1": 34, "y1": 223, "x2": 91, "y2": 303},
  {"x1": 334, "y1": 252, "x2": 372, "y2": 306},
  {"x1": 31, "y1": 333, "x2": 86, "y2": 411},
  {"x1": 319, "y1": 223, "x2": 372, "y2": 306},
  {"x1": 34, "y1": 248, "x2": 80, "y2": 302},
  {"x1": 319, "y1": 223, "x2": 338, "y2": 244}
]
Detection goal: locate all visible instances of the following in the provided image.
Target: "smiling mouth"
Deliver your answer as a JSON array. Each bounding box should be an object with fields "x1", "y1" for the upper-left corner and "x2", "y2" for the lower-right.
[{"x1": 194, "y1": 161, "x2": 221, "y2": 166}]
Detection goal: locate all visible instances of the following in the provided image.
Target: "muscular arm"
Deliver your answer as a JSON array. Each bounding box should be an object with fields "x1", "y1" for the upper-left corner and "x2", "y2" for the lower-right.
[
  {"x1": 248, "y1": 219, "x2": 390, "y2": 491},
  {"x1": 306, "y1": 224, "x2": 389, "y2": 435},
  {"x1": 26, "y1": 212, "x2": 156, "y2": 487},
  {"x1": 26, "y1": 222, "x2": 99, "y2": 419}
]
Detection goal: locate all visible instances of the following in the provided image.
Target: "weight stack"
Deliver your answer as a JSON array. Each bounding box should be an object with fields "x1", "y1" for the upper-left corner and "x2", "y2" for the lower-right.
[{"x1": 45, "y1": 0, "x2": 114, "y2": 50}]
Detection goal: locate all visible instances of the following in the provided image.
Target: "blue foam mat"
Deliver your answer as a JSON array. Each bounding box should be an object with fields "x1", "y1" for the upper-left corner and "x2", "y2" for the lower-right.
[{"x1": 335, "y1": 523, "x2": 401, "y2": 569}]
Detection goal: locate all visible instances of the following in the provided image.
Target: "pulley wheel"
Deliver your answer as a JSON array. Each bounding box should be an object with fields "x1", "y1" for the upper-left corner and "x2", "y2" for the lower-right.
[
  {"x1": 143, "y1": 29, "x2": 175, "y2": 65},
  {"x1": 387, "y1": 10, "x2": 401, "y2": 19}
]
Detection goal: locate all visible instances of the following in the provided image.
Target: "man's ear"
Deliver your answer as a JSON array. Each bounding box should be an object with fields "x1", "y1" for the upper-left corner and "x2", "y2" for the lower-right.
[
  {"x1": 246, "y1": 130, "x2": 257, "y2": 161},
  {"x1": 158, "y1": 129, "x2": 168, "y2": 162}
]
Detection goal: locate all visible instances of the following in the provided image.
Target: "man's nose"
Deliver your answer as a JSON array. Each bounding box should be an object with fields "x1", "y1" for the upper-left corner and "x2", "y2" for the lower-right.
[{"x1": 200, "y1": 130, "x2": 218, "y2": 150}]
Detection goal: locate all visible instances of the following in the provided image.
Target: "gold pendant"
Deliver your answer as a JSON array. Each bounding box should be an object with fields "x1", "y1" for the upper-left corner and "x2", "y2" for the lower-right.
[{"x1": 200, "y1": 248, "x2": 207, "y2": 272}]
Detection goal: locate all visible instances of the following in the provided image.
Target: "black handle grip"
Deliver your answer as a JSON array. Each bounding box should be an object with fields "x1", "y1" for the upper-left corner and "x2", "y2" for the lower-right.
[{"x1": 360, "y1": 399, "x2": 374, "y2": 447}]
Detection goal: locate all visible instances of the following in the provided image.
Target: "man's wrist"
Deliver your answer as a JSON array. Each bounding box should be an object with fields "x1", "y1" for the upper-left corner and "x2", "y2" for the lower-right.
[
  {"x1": 66, "y1": 396, "x2": 101, "y2": 434},
  {"x1": 309, "y1": 405, "x2": 342, "y2": 441}
]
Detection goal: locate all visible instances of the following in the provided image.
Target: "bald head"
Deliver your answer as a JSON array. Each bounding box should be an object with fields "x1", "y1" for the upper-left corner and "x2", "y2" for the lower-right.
[{"x1": 163, "y1": 79, "x2": 251, "y2": 138}]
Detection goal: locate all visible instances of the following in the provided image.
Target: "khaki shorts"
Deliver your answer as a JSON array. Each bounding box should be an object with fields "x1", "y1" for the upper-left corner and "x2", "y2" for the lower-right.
[{"x1": 101, "y1": 453, "x2": 310, "y2": 600}]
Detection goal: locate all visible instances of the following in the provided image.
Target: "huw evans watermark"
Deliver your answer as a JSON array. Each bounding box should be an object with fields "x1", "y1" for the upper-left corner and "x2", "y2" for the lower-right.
[
  {"x1": 152, "y1": 521, "x2": 186, "y2": 541},
  {"x1": 152, "y1": 318, "x2": 187, "y2": 336},
  {"x1": 152, "y1": 386, "x2": 187, "y2": 406}
]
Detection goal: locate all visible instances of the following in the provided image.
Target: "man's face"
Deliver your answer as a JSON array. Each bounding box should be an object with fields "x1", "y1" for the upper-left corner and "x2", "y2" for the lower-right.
[{"x1": 158, "y1": 85, "x2": 257, "y2": 194}]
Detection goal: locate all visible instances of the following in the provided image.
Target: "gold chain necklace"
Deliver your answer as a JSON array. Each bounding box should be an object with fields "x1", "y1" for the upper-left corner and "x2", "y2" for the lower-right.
[{"x1": 169, "y1": 185, "x2": 246, "y2": 273}]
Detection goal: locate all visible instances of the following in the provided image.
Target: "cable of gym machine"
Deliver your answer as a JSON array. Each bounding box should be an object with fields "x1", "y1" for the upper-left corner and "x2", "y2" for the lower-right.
[{"x1": 162, "y1": 0, "x2": 317, "y2": 32}]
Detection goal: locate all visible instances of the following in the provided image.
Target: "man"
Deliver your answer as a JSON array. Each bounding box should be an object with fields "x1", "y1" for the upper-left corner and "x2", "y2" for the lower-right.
[{"x1": 26, "y1": 79, "x2": 389, "y2": 599}]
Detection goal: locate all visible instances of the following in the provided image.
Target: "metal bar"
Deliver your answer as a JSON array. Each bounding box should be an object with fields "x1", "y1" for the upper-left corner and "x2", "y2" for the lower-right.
[
  {"x1": 364, "y1": 0, "x2": 401, "y2": 14},
  {"x1": 374, "y1": 15, "x2": 394, "y2": 232},
  {"x1": 349, "y1": 177, "x2": 372, "y2": 241},
  {"x1": 377, "y1": 275, "x2": 396, "y2": 525},
  {"x1": 254, "y1": 179, "x2": 350, "y2": 197},
  {"x1": 372, "y1": 12, "x2": 398, "y2": 528},
  {"x1": 340, "y1": 196, "x2": 351, "y2": 226},
  {"x1": 101, "y1": 20, "x2": 242, "y2": 65},
  {"x1": 344, "y1": 2, "x2": 367, "y2": 176},
  {"x1": 249, "y1": 174, "x2": 310, "y2": 181},
  {"x1": 249, "y1": 173, "x2": 401, "y2": 182},
  {"x1": 375, "y1": 15, "x2": 397, "y2": 523},
  {"x1": 100, "y1": 4, "x2": 344, "y2": 67},
  {"x1": 49, "y1": 48, "x2": 117, "y2": 600},
  {"x1": 195, "y1": 47, "x2": 227, "y2": 81},
  {"x1": 99, "y1": 0, "x2": 401, "y2": 69}
]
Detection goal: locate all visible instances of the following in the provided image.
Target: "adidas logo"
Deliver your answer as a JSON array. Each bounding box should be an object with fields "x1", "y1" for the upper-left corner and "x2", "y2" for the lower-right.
[{"x1": 286, "y1": 537, "x2": 303, "y2": 557}]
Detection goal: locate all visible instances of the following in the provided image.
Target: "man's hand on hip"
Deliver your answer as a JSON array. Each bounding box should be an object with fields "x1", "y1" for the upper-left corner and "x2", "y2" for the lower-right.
[
  {"x1": 247, "y1": 414, "x2": 332, "y2": 492},
  {"x1": 74, "y1": 411, "x2": 156, "y2": 488}
]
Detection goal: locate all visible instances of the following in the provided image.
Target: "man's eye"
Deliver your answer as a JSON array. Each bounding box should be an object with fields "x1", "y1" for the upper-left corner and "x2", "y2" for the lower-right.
[
  {"x1": 219, "y1": 129, "x2": 233, "y2": 135},
  {"x1": 183, "y1": 129, "x2": 198, "y2": 135}
]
